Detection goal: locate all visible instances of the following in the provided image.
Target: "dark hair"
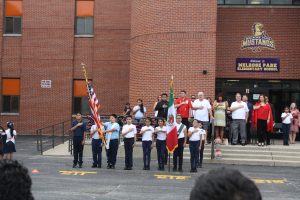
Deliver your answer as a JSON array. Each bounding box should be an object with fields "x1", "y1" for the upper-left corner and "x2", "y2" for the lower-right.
[
  {"x1": 125, "y1": 102, "x2": 130, "y2": 106},
  {"x1": 137, "y1": 99, "x2": 145, "y2": 114},
  {"x1": 76, "y1": 112, "x2": 81, "y2": 115},
  {"x1": 284, "y1": 106, "x2": 289, "y2": 111},
  {"x1": 110, "y1": 114, "x2": 118, "y2": 119},
  {"x1": 7, "y1": 122, "x2": 14, "y2": 138},
  {"x1": 161, "y1": 93, "x2": 168, "y2": 97},
  {"x1": 126, "y1": 115, "x2": 132, "y2": 119},
  {"x1": 190, "y1": 168, "x2": 262, "y2": 200},
  {"x1": 235, "y1": 93, "x2": 241, "y2": 97},
  {"x1": 258, "y1": 94, "x2": 266, "y2": 103},
  {"x1": 0, "y1": 160, "x2": 34, "y2": 200},
  {"x1": 180, "y1": 90, "x2": 187, "y2": 94},
  {"x1": 145, "y1": 117, "x2": 152, "y2": 123},
  {"x1": 216, "y1": 93, "x2": 224, "y2": 103}
]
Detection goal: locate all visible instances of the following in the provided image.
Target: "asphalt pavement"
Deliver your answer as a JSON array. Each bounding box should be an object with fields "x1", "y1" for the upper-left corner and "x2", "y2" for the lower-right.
[{"x1": 11, "y1": 136, "x2": 300, "y2": 200}]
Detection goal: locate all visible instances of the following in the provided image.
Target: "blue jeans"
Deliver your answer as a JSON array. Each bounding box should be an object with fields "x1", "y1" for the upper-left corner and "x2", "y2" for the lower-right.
[
  {"x1": 156, "y1": 139, "x2": 166, "y2": 169},
  {"x1": 189, "y1": 141, "x2": 200, "y2": 170},
  {"x1": 92, "y1": 139, "x2": 102, "y2": 167},
  {"x1": 282, "y1": 123, "x2": 290, "y2": 145},
  {"x1": 142, "y1": 141, "x2": 152, "y2": 168}
]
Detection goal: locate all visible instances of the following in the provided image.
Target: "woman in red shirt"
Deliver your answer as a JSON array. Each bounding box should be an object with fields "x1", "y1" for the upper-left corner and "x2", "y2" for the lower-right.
[{"x1": 253, "y1": 95, "x2": 273, "y2": 147}]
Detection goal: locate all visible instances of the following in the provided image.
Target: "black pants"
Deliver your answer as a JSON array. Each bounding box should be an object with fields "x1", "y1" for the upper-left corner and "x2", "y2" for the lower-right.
[
  {"x1": 257, "y1": 119, "x2": 267, "y2": 143},
  {"x1": 106, "y1": 139, "x2": 119, "y2": 166},
  {"x1": 92, "y1": 139, "x2": 102, "y2": 167},
  {"x1": 156, "y1": 140, "x2": 166, "y2": 169},
  {"x1": 124, "y1": 137, "x2": 134, "y2": 168},
  {"x1": 173, "y1": 138, "x2": 184, "y2": 169},
  {"x1": 282, "y1": 123, "x2": 290, "y2": 145},
  {"x1": 73, "y1": 137, "x2": 84, "y2": 165},
  {"x1": 189, "y1": 141, "x2": 200, "y2": 170},
  {"x1": 182, "y1": 118, "x2": 190, "y2": 130},
  {"x1": 197, "y1": 140, "x2": 205, "y2": 166},
  {"x1": 142, "y1": 141, "x2": 152, "y2": 168}
]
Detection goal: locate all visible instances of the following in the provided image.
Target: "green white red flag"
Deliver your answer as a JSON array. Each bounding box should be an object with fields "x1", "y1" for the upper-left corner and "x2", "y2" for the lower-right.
[{"x1": 166, "y1": 76, "x2": 178, "y2": 153}]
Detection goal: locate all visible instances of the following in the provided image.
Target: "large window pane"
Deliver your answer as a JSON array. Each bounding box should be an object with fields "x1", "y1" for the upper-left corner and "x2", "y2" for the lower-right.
[
  {"x1": 11, "y1": 96, "x2": 19, "y2": 113},
  {"x1": 293, "y1": 0, "x2": 300, "y2": 4},
  {"x1": 225, "y1": 0, "x2": 246, "y2": 4},
  {"x1": 76, "y1": 17, "x2": 85, "y2": 35},
  {"x1": 73, "y1": 97, "x2": 82, "y2": 114},
  {"x1": 13, "y1": 17, "x2": 21, "y2": 34},
  {"x1": 81, "y1": 97, "x2": 90, "y2": 115},
  {"x1": 218, "y1": 0, "x2": 225, "y2": 4},
  {"x1": 2, "y1": 96, "x2": 11, "y2": 112},
  {"x1": 85, "y1": 17, "x2": 93, "y2": 35},
  {"x1": 249, "y1": 0, "x2": 270, "y2": 4},
  {"x1": 5, "y1": 17, "x2": 14, "y2": 33},
  {"x1": 271, "y1": 0, "x2": 292, "y2": 4}
]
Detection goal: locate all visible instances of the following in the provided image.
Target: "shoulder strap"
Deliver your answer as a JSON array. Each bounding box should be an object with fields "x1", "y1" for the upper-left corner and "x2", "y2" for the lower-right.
[{"x1": 177, "y1": 124, "x2": 185, "y2": 135}]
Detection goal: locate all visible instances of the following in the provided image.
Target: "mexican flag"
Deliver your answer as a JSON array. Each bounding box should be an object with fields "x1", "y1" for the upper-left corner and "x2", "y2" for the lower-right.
[{"x1": 166, "y1": 76, "x2": 178, "y2": 153}]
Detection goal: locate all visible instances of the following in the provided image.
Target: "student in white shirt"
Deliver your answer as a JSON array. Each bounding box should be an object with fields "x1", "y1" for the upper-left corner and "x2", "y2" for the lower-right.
[
  {"x1": 140, "y1": 117, "x2": 154, "y2": 170},
  {"x1": 154, "y1": 118, "x2": 167, "y2": 171},
  {"x1": 173, "y1": 115, "x2": 187, "y2": 172},
  {"x1": 229, "y1": 93, "x2": 249, "y2": 145},
  {"x1": 90, "y1": 123, "x2": 105, "y2": 168},
  {"x1": 188, "y1": 119, "x2": 205, "y2": 173},
  {"x1": 281, "y1": 106, "x2": 293, "y2": 146},
  {"x1": 121, "y1": 115, "x2": 137, "y2": 170},
  {"x1": 1, "y1": 122, "x2": 17, "y2": 160},
  {"x1": 133, "y1": 99, "x2": 147, "y2": 122}
]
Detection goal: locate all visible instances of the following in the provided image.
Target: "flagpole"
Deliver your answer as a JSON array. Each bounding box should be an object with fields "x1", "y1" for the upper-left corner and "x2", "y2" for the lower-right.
[{"x1": 81, "y1": 63, "x2": 106, "y2": 147}]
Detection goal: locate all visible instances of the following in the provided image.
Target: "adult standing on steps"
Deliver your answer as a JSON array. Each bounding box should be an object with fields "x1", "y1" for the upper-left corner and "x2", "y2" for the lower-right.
[
  {"x1": 252, "y1": 95, "x2": 273, "y2": 147},
  {"x1": 229, "y1": 93, "x2": 249, "y2": 146},
  {"x1": 70, "y1": 113, "x2": 87, "y2": 168},
  {"x1": 175, "y1": 90, "x2": 193, "y2": 129},
  {"x1": 289, "y1": 102, "x2": 300, "y2": 144}
]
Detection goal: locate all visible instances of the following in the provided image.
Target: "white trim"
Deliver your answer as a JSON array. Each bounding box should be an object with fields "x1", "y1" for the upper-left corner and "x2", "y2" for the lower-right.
[
  {"x1": 3, "y1": 34, "x2": 22, "y2": 37},
  {"x1": 0, "y1": 113, "x2": 19, "y2": 116},
  {"x1": 75, "y1": 35, "x2": 94, "y2": 38}
]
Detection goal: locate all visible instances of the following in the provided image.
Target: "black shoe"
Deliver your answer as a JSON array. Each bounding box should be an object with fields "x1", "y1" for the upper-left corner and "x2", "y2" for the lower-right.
[
  {"x1": 111, "y1": 165, "x2": 115, "y2": 169},
  {"x1": 92, "y1": 165, "x2": 97, "y2": 168},
  {"x1": 198, "y1": 164, "x2": 202, "y2": 168},
  {"x1": 97, "y1": 165, "x2": 102, "y2": 168},
  {"x1": 124, "y1": 167, "x2": 129, "y2": 170},
  {"x1": 241, "y1": 143, "x2": 246, "y2": 146},
  {"x1": 231, "y1": 143, "x2": 237, "y2": 145},
  {"x1": 107, "y1": 164, "x2": 111, "y2": 169},
  {"x1": 173, "y1": 167, "x2": 177, "y2": 172},
  {"x1": 78, "y1": 165, "x2": 82, "y2": 168},
  {"x1": 73, "y1": 164, "x2": 77, "y2": 168},
  {"x1": 128, "y1": 167, "x2": 132, "y2": 170},
  {"x1": 146, "y1": 166, "x2": 150, "y2": 170},
  {"x1": 143, "y1": 167, "x2": 147, "y2": 170},
  {"x1": 178, "y1": 168, "x2": 183, "y2": 172}
]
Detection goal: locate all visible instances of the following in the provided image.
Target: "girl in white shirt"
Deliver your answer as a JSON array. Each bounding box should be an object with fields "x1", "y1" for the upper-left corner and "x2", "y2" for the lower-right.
[
  {"x1": 188, "y1": 119, "x2": 205, "y2": 173},
  {"x1": 1, "y1": 122, "x2": 17, "y2": 160},
  {"x1": 140, "y1": 117, "x2": 154, "y2": 170},
  {"x1": 154, "y1": 118, "x2": 167, "y2": 171},
  {"x1": 281, "y1": 106, "x2": 293, "y2": 146}
]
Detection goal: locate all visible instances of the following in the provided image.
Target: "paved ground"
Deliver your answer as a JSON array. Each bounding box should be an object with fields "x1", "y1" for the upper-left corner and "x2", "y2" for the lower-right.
[{"x1": 12, "y1": 136, "x2": 300, "y2": 200}]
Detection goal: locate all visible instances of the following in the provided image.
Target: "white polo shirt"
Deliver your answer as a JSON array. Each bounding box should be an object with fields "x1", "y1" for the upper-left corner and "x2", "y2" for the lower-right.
[
  {"x1": 193, "y1": 99, "x2": 211, "y2": 122},
  {"x1": 281, "y1": 113, "x2": 293, "y2": 124},
  {"x1": 2, "y1": 129, "x2": 17, "y2": 144},
  {"x1": 90, "y1": 124, "x2": 105, "y2": 139},
  {"x1": 141, "y1": 126, "x2": 154, "y2": 141},
  {"x1": 188, "y1": 127, "x2": 206, "y2": 141},
  {"x1": 176, "y1": 123, "x2": 186, "y2": 139},
  {"x1": 155, "y1": 126, "x2": 167, "y2": 140},
  {"x1": 122, "y1": 124, "x2": 137, "y2": 138},
  {"x1": 133, "y1": 106, "x2": 147, "y2": 119},
  {"x1": 231, "y1": 101, "x2": 249, "y2": 120}
]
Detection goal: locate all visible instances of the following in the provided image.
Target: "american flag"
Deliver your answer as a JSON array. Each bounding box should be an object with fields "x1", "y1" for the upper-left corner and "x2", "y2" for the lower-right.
[{"x1": 86, "y1": 81, "x2": 104, "y2": 140}]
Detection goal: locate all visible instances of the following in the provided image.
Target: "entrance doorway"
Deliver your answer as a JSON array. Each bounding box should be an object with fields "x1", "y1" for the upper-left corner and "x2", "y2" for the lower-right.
[{"x1": 216, "y1": 79, "x2": 300, "y2": 122}]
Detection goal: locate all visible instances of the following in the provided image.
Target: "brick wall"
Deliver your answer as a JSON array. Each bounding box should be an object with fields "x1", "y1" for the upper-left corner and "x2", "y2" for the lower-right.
[
  {"x1": 130, "y1": 0, "x2": 217, "y2": 115},
  {"x1": 0, "y1": 0, "x2": 131, "y2": 134},
  {"x1": 217, "y1": 7, "x2": 300, "y2": 79}
]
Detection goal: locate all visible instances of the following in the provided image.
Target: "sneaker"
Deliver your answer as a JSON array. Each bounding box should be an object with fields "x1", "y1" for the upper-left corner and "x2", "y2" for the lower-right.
[{"x1": 92, "y1": 165, "x2": 97, "y2": 168}]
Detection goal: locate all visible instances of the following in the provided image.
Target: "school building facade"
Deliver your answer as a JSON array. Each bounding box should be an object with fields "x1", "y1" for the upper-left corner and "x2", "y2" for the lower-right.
[{"x1": 0, "y1": 0, "x2": 299, "y2": 133}]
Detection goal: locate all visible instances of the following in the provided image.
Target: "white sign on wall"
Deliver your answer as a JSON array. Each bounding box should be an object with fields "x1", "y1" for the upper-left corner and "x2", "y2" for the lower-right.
[
  {"x1": 41, "y1": 80, "x2": 52, "y2": 88},
  {"x1": 253, "y1": 94, "x2": 260, "y2": 100}
]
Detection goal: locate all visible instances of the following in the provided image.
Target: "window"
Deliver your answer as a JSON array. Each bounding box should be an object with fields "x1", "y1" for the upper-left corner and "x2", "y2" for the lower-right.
[
  {"x1": 249, "y1": 0, "x2": 269, "y2": 4},
  {"x1": 293, "y1": 0, "x2": 300, "y2": 4},
  {"x1": 225, "y1": 0, "x2": 247, "y2": 4},
  {"x1": 73, "y1": 80, "x2": 90, "y2": 115},
  {"x1": 271, "y1": 0, "x2": 292, "y2": 4},
  {"x1": 5, "y1": 0, "x2": 22, "y2": 34},
  {"x1": 75, "y1": 1, "x2": 94, "y2": 35},
  {"x1": 218, "y1": 0, "x2": 225, "y2": 4},
  {"x1": 2, "y1": 79, "x2": 20, "y2": 113}
]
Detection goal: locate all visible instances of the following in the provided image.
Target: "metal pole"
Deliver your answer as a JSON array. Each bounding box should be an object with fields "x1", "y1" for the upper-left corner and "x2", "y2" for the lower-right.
[
  {"x1": 52, "y1": 126, "x2": 55, "y2": 149},
  {"x1": 36, "y1": 129, "x2": 39, "y2": 152},
  {"x1": 62, "y1": 122, "x2": 65, "y2": 143},
  {"x1": 210, "y1": 119, "x2": 215, "y2": 160},
  {"x1": 168, "y1": 153, "x2": 171, "y2": 173},
  {"x1": 40, "y1": 129, "x2": 43, "y2": 155}
]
